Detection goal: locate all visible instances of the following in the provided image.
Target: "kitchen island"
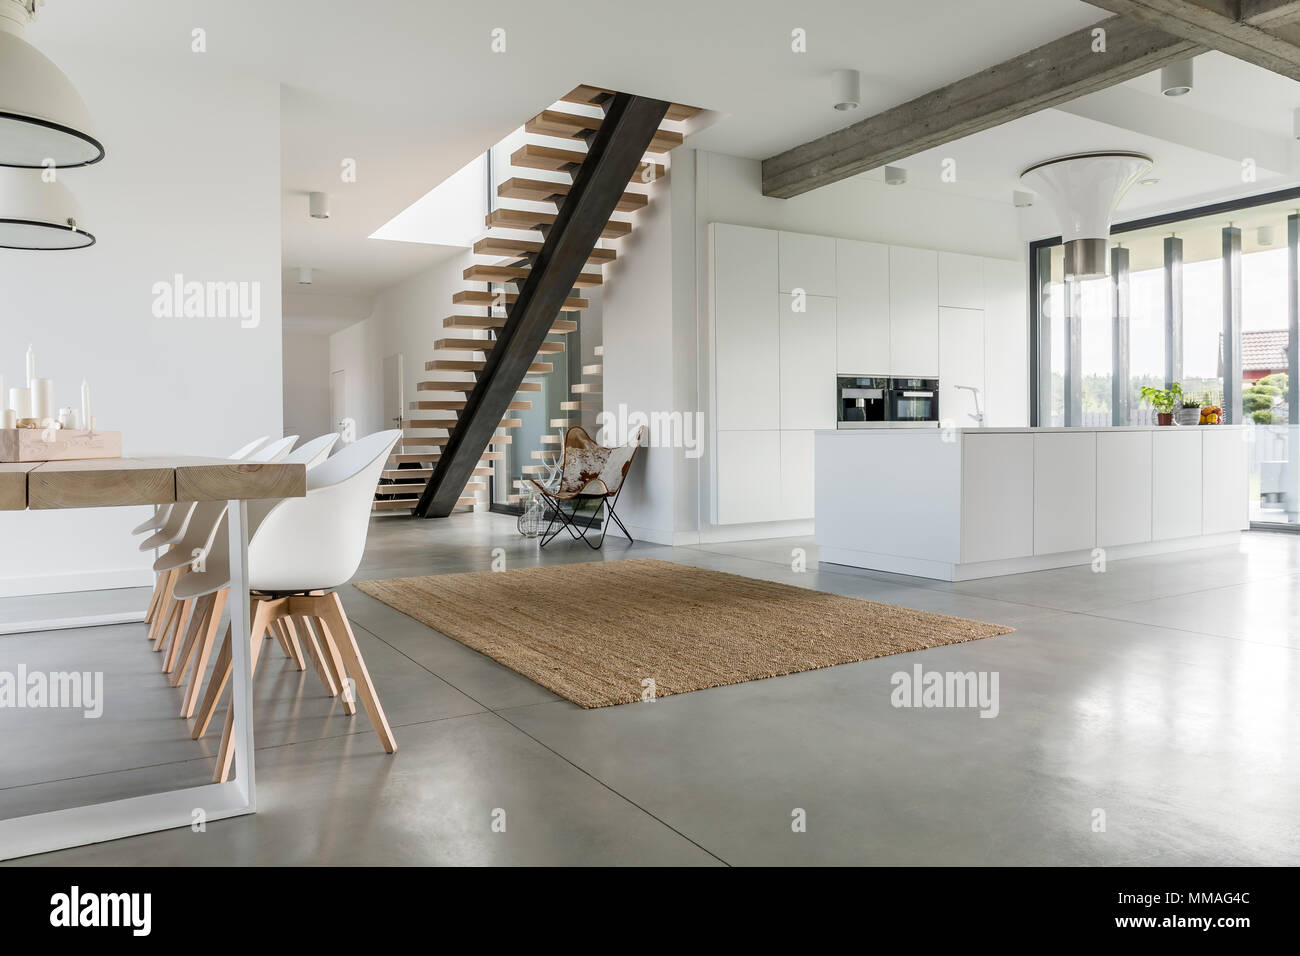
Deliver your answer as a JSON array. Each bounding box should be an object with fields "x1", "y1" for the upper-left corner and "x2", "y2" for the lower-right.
[{"x1": 815, "y1": 425, "x2": 1249, "y2": 581}]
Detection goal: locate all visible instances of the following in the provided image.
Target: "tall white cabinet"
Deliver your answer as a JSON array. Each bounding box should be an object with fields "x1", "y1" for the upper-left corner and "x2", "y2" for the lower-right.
[{"x1": 709, "y1": 223, "x2": 1026, "y2": 527}]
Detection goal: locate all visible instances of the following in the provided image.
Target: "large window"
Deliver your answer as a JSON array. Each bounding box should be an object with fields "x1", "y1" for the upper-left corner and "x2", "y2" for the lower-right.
[{"x1": 1031, "y1": 194, "x2": 1299, "y2": 530}]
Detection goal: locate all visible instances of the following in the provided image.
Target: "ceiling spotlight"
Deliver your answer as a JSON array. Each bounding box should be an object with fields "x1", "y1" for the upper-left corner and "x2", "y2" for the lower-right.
[
  {"x1": 0, "y1": 0, "x2": 104, "y2": 168},
  {"x1": 0, "y1": 167, "x2": 94, "y2": 249},
  {"x1": 1139, "y1": 177, "x2": 1160, "y2": 186},
  {"x1": 1258, "y1": 225, "x2": 1276, "y2": 246},
  {"x1": 884, "y1": 165, "x2": 907, "y2": 186},
  {"x1": 309, "y1": 191, "x2": 330, "y2": 220},
  {"x1": 1161, "y1": 58, "x2": 1194, "y2": 96},
  {"x1": 297, "y1": 266, "x2": 313, "y2": 285},
  {"x1": 1013, "y1": 189, "x2": 1035, "y2": 208},
  {"x1": 1292, "y1": 107, "x2": 1300, "y2": 141},
  {"x1": 831, "y1": 69, "x2": 861, "y2": 111}
]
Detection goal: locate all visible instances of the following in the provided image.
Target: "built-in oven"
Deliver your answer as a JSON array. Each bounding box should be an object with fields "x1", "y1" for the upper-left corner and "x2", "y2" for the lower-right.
[
  {"x1": 888, "y1": 377, "x2": 939, "y2": 424},
  {"x1": 837, "y1": 375, "x2": 888, "y2": 427}
]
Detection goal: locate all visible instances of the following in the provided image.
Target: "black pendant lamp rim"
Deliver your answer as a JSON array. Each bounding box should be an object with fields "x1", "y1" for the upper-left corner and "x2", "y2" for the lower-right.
[
  {"x1": 0, "y1": 217, "x2": 96, "y2": 249},
  {"x1": 0, "y1": 110, "x2": 105, "y2": 168}
]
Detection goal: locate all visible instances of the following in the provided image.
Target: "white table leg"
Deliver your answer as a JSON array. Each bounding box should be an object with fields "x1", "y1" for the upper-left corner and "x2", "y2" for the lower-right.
[{"x1": 0, "y1": 499, "x2": 257, "y2": 861}]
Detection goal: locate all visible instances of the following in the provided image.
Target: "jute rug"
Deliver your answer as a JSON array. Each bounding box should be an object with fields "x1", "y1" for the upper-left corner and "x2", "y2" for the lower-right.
[{"x1": 355, "y1": 558, "x2": 1013, "y2": 708}]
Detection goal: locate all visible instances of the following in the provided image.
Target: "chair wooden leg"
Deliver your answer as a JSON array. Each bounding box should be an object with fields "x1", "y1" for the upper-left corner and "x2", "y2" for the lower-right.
[
  {"x1": 279, "y1": 616, "x2": 307, "y2": 671},
  {"x1": 182, "y1": 589, "x2": 227, "y2": 719},
  {"x1": 169, "y1": 594, "x2": 211, "y2": 684},
  {"x1": 214, "y1": 600, "x2": 276, "y2": 783},
  {"x1": 147, "y1": 568, "x2": 177, "y2": 642},
  {"x1": 312, "y1": 609, "x2": 356, "y2": 716},
  {"x1": 144, "y1": 571, "x2": 164, "y2": 624},
  {"x1": 152, "y1": 592, "x2": 181, "y2": 652},
  {"x1": 318, "y1": 592, "x2": 396, "y2": 754},
  {"x1": 297, "y1": 615, "x2": 339, "y2": 697},
  {"x1": 192, "y1": 628, "x2": 231, "y2": 739},
  {"x1": 162, "y1": 598, "x2": 196, "y2": 674}
]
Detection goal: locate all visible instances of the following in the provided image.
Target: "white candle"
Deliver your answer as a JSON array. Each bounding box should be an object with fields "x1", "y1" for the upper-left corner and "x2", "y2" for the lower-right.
[
  {"x1": 9, "y1": 386, "x2": 31, "y2": 420},
  {"x1": 31, "y1": 377, "x2": 54, "y2": 423},
  {"x1": 26, "y1": 344, "x2": 35, "y2": 389},
  {"x1": 2, "y1": 409, "x2": 15, "y2": 429}
]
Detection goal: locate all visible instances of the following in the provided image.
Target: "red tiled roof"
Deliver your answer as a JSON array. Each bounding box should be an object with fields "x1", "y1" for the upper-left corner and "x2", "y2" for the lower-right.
[{"x1": 1220, "y1": 329, "x2": 1289, "y2": 373}]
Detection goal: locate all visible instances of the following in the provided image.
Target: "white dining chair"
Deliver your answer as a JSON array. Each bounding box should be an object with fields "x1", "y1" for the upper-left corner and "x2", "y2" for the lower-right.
[
  {"x1": 139, "y1": 436, "x2": 270, "y2": 626},
  {"x1": 149, "y1": 435, "x2": 299, "y2": 673},
  {"x1": 183, "y1": 429, "x2": 402, "y2": 782},
  {"x1": 163, "y1": 433, "x2": 337, "y2": 711}
]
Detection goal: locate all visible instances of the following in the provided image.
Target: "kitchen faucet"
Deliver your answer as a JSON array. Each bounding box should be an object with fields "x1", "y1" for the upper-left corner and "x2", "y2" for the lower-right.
[{"x1": 955, "y1": 385, "x2": 984, "y2": 427}]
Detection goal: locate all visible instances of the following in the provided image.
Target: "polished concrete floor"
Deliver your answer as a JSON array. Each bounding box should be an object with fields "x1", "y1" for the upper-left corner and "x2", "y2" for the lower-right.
[{"x1": 3, "y1": 513, "x2": 1300, "y2": 865}]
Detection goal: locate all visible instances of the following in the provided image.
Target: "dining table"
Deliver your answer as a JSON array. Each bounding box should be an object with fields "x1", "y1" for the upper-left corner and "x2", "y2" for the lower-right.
[{"x1": 0, "y1": 455, "x2": 305, "y2": 860}]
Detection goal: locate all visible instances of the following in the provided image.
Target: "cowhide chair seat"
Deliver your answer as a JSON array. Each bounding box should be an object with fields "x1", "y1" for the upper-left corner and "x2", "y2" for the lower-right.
[{"x1": 526, "y1": 425, "x2": 645, "y2": 548}]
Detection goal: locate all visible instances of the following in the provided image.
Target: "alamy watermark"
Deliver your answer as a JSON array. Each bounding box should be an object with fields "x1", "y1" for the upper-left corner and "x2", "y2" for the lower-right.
[
  {"x1": 890, "y1": 664, "x2": 999, "y2": 718},
  {"x1": 0, "y1": 666, "x2": 103, "y2": 718},
  {"x1": 595, "y1": 403, "x2": 703, "y2": 459},
  {"x1": 151, "y1": 273, "x2": 261, "y2": 328}
]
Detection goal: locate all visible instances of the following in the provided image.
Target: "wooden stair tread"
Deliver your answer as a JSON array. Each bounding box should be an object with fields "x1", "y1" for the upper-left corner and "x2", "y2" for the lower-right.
[
  {"x1": 593, "y1": 345, "x2": 603, "y2": 356},
  {"x1": 424, "y1": 359, "x2": 553, "y2": 373},
  {"x1": 473, "y1": 235, "x2": 616, "y2": 265},
  {"x1": 464, "y1": 262, "x2": 603, "y2": 288},
  {"x1": 560, "y1": 85, "x2": 703, "y2": 123},
  {"x1": 582, "y1": 364, "x2": 602, "y2": 375},
  {"x1": 389, "y1": 451, "x2": 504, "y2": 462},
  {"x1": 409, "y1": 399, "x2": 531, "y2": 410},
  {"x1": 510, "y1": 144, "x2": 664, "y2": 182},
  {"x1": 522, "y1": 465, "x2": 548, "y2": 475},
  {"x1": 402, "y1": 434, "x2": 513, "y2": 447},
  {"x1": 452, "y1": 288, "x2": 590, "y2": 310},
  {"x1": 540, "y1": 434, "x2": 561, "y2": 444},
  {"x1": 496, "y1": 177, "x2": 648, "y2": 213},
  {"x1": 571, "y1": 383, "x2": 601, "y2": 393},
  {"x1": 434, "y1": 337, "x2": 565, "y2": 354},
  {"x1": 525, "y1": 110, "x2": 682, "y2": 153},
  {"x1": 485, "y1": 207, "x2": 631, "y2": 239},
  {"x1": 406, "y1": 417, "x2": 521, "y2": 429},
  {"x1": 444, "y1": 314, "x2": 577, "y2": 333},
  {"x1": 550, "y1": 418, "x2": 575, "y2": 427}
]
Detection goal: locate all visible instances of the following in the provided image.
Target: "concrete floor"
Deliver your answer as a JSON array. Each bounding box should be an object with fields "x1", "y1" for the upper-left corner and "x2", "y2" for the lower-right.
[{"x1": 3, "y1": 513, "x2": 1300, "y2": 865}]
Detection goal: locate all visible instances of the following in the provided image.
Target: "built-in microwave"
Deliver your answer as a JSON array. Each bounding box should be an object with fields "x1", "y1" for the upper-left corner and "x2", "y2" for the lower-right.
[
  {"x1": 888, "y1": 377, "x2": 940, "y2": 424},
  {"x1": 837, "y1": 375, "x2": 888, "y2": 426}
]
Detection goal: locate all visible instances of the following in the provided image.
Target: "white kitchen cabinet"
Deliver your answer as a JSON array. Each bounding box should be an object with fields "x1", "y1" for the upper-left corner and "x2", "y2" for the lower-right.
[
  {"x1": 778, "y1": 294, "x2": 837, "y2": 430},
  {"x1": 888, "y1": 246, "x2": 939, "y2": 376},
  {"x1": 779, "y1": 231, "x2": 836, "y2": 297},
  {"x1": 1202, "y1": 427, "x2": 1248, "y2": 533},
  {"x1": 982, "y1": 257, "x2": 1027, "y2": 427},
  {"x1": 938, "y1": 307, "x2": 985, "y2": 429},
  {"x1": 779, "y1": 429, "x2": 815, "y2": 519},
  {"x1": 1096, "y1": 430, "x2": 1152, "y2": 547},
  {"x1": 961, "y1": 433, "x2": 1034, "y2": 564},
  {"x1": 1152, "y1": 429, "x2": 1202, "y2": 540},
  {"x1": 835, "y1": 239, "x2": 890, "y2": 375},
  {"x1": 715, "y1": 430, "x2": 781, "y2": 524},
  {"x1": 1033, "y1": 432, "x2": 1097, "y2": 555},
  {"x1": 938, "y1": 252, "x2": 984, "y2": 310},
  {"x1": 712, "y1": 224, "x2": 779, "y2": 430}
]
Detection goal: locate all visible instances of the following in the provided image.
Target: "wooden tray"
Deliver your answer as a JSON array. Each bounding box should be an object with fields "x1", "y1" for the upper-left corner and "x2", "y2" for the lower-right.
[{"x1": 0, "y1": 428, "x2": 122, "y2": 463}]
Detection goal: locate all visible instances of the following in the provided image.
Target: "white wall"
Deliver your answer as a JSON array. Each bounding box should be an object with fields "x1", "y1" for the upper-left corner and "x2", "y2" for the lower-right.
[
  {"x1": 282, "y1": 331, "x2": 332, "y2": 439},
  {"x1": 328, "y1": 248, "x2": 474, "y2": 455},
  {"x1": 0, "y1": 27, "x2": 282, "y2": 596}
]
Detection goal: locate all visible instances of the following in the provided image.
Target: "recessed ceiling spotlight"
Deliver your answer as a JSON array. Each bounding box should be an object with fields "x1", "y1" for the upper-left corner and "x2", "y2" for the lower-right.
[
  {"x1": 884, "y1": 165, "x2": 907, "y2": 186},
  {"x1": 1139, "y1": 177, "x2": 1160, "y2": 186},
  {"x1": 1161, "y1": 58, "x2": 1194, "y2": 96},
  {"x1": 1292, "y1": 107, "x2": 1300, "y2": 141},
  {"x1": 832, "y1": 69, "x2": 861, "y2": 111}
]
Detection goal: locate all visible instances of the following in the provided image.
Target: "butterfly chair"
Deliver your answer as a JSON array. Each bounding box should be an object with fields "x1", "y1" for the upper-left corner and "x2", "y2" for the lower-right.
[{"x1": 527, "y1": 425, "x2": 645, "y2": 549}]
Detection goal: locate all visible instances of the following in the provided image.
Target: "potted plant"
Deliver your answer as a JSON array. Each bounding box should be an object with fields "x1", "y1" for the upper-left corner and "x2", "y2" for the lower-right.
[
  {"x1": 1178, "y1": 395, "x2": 1201, "y2": 426},
  {"x1": 1140, "y1": 383, "x2": 1183, "y2": 426}
]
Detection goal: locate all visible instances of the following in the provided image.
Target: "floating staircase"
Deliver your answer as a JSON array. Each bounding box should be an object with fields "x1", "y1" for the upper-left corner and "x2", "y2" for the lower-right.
[{"x1": 374, "y1": 85, "x2": 700, "y2": 517}]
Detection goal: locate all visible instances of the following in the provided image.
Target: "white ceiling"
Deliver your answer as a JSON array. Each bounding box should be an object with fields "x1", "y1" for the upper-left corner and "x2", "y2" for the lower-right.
[{"x1": 28, "y1": 0, "x2": 1300, "y2": 326}]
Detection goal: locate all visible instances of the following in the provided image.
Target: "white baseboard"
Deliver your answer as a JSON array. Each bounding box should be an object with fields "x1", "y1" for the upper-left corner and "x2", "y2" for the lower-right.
[
  {"x1": 696, "y1": 519, "x2": 814, "y2": 544},
  {"x1": 0, "y1": 567, "x2": 155, "y2": 599}
]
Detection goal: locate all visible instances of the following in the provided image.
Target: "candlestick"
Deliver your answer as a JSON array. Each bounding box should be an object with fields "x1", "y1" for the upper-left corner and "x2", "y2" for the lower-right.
[
  {"x1": 8, "y1": 386, "x2": 31, "y2": 420},
  {"x1": 80, "y1": 380, "x2": 91, "y2": 435},
  {"x1": 31, "y1": 377, "x2": 54, "y2": 424},
  {"x1": 26, "y1": 344, "x2": 35, "y2": 390}
]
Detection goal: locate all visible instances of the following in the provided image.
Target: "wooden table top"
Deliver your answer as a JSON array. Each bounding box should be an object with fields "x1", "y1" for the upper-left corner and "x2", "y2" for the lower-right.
[{"x1": 0, "y1": 457, "x2": 306, "y2": 511}]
